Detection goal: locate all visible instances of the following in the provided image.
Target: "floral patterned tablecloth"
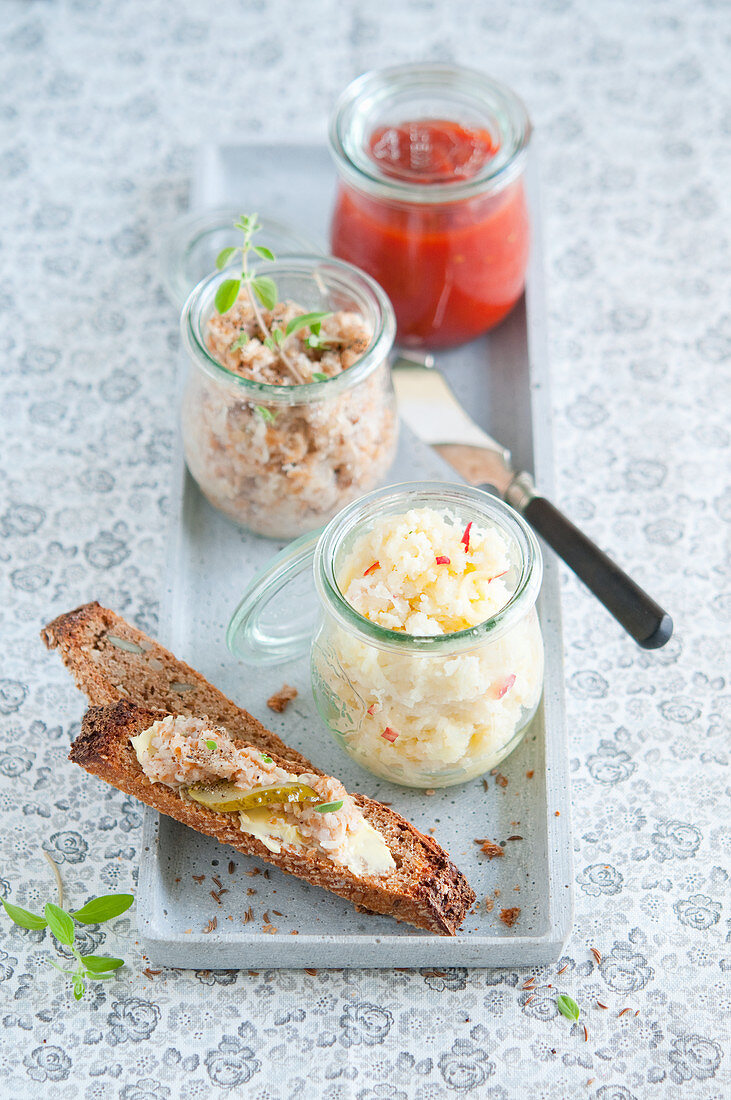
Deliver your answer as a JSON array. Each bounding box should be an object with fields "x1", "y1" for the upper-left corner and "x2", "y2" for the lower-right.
[{"x1": 1, "y1": 1, "x2": 728, "y2": 1097}]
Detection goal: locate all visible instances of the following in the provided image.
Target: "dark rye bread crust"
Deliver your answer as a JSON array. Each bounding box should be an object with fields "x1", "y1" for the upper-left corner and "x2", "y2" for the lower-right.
[
  {"x1": 41, "y1": 602, "x2": 316, "y2": 773},
  {"x1": 72, "y1": 701, "x2": 475, "y2": 936}
]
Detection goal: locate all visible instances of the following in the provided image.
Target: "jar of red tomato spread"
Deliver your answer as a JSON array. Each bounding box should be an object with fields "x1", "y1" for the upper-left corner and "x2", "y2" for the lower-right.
[{"x1": 328, "y1": 64, "x2": 532, "y2": 349}]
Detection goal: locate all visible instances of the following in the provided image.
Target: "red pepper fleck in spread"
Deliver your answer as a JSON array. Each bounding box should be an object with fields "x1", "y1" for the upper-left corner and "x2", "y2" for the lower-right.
[
  {"x1": 381, "y1": 726, "x2": 399, "y2": 743},
  {"x1": 461, "y1": 521, "x2": 473, "y2": 551},
  {"x1": 493, "y1": 673, "x2": 516, "y2": 700},
  {"x1": 366, "y1": 703, "x2": 379, "y2": 716},
  {"x1": 488, "y1": 570, "x2": 509, "y2": 583},
  {"x1": 363, "y1": 560, "x2": 380, "y2": 577},
  {"x1": 435, "y1": 555, "x2": 451, "y2": 565}
]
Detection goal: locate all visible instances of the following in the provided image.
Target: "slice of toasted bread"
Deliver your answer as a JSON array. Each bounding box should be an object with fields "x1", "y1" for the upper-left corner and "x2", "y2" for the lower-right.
[
  {"x1": 41, "y1": 602, "x2": 316, "y2": 773},
  {"x1": 72, "y1": 700, "x2": 475, "y2": 935}
]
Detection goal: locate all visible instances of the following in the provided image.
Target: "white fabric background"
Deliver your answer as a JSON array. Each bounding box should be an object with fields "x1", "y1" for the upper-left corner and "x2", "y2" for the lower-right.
[{"x1": 0, "y1": 0, "x2": 729, "y2": 1097}]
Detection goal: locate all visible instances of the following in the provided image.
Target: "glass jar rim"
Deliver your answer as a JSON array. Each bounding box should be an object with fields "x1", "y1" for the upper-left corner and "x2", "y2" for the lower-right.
[
  {"x1": 314, "y1": 481, "x2": 543, "y2": 653},
  {"x1": 180, "y1": 254, "x2": 396, "y2": 405},
  {"x1": 329, "y1": 63, "x2": 532, "y2": 205},
  {"x1": 161, "y1": 207, "x2": 323, "y2": 311}
]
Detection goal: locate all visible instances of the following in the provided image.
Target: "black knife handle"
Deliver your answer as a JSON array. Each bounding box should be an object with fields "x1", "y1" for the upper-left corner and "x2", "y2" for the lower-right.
[{"x1": 522, "y1": 495, "x2": 673, "y2": 648}]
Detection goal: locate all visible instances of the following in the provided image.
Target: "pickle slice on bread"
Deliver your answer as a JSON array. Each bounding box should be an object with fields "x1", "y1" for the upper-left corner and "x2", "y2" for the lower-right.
[{"x1": 186, "y1": 780, "x2": 320, "y2": 812}]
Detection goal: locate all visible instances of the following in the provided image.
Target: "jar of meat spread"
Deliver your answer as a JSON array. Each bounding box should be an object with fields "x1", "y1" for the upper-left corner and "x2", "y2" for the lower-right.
[
  {"x1": 181, "y1": 256, "x2": 398, "y2": 539},
  {"x1": 329, "y1": 64, "x2": 532, "y2": 349},
  {"x1": 228, "y1": 483, "x2": 544, "y2": 788}
]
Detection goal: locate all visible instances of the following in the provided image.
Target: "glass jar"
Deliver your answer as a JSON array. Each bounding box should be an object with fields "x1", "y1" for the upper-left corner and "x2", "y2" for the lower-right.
[
  {"x1": 328, "y1": 63, "x2": 532, "y2": 350},
  {"x1": 180, "y1": 256, "x2": 398, "y2": 539},
  {"x1": 228, "y1": 482, "x2": 544, "y2": 789}
]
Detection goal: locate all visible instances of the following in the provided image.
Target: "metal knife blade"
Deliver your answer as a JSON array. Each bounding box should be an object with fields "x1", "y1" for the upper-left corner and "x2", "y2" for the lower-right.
[
  {"x1": 391, "y1": 360, "x2": 534, "y2": 506},
  {"x1": 390, "y1": 358, "x2": 673, "y2": 649}
]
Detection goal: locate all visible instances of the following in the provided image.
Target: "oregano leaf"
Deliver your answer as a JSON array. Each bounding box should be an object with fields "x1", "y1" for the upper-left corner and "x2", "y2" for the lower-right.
[
  {"x1": 253, "y1": 245, "x2": 275, "y2": 261},
  {"x1": 251, "y1": 276, "x2": 277, "y2": 311},
  {"x1": 230, "y1": 331, "x2": 249, "y2": 351},
  {"x1": 1, "y1": 900, "x2": 47, "y2": 930},
  {"x1": 314, "y1": 800, "x2": 344, "y2": 814},
  {"x1": 215, "y1": 278, "x2": 241, "y2": 314},
  {"x1": 215, "y1": 246, "x2": 238, "y2": 271},
  {"x1": 44, "y1": 903, "x2": 75, "y2": 947},
  {"x1": 556, "y1": 994, "x2": 580, "y2": 1021},
  {"x1": 71, "y1": 894, "x2": 134, "y2": 924},
  {"x1": 285, "y1": 311, "x2": 332, "y2": 338},
  {"x1": 82, "y1": 955, "x2": 125, "y2": 973}
]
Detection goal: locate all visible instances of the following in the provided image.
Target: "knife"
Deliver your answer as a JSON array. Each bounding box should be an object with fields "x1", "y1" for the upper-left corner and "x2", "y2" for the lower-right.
[{"x1": 392, "y1": 359, "x2": 673, "y2": 649}]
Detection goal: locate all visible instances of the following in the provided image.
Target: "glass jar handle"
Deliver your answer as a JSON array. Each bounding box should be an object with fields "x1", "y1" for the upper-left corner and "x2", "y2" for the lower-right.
[{"x1": 226, "y1": 530, "x2": 322, "y2": 665}]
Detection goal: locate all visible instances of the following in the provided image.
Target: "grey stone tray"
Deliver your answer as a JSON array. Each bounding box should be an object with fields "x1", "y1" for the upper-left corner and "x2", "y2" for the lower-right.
[{"x1": 137, "y1": 144, "x2": 572, "y2": 968}]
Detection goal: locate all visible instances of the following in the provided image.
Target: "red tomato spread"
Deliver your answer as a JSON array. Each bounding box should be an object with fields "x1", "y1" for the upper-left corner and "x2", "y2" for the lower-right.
[{"x1": 330, "y1": 119, "x2": 530, "y2": 348}]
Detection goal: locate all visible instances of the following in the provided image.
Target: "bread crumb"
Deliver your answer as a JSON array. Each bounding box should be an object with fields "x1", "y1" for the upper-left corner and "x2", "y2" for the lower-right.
[
  {"x1": 424, "y1": 789, "x2": 436, "y2": 796},
  {"x1": 263, "y1": 923, "x2": 278, "y2": 934},
  {"x1": 526, "y1": 770, "x2": 534, "y2": 778},
  {"x1": 203, "y1": 917, "x2": 217, "y2": 934},
  {"x1": 495, "y1": 773, "x2": 508, "y2": 788},
  {"x1": 555, "y1": 810, "x2": 560, "y2": 816},
  {"x1": 267, "y1": 684, "x2": 298, "y2": 712},
  {"x1": 474, "y1": 838, "x2": 504, "y2": 860},
  {"x1": 484, "y1": 897, "x2": 494, "y2": 912},
  {"x1": 499, "y1": 907, "x2": 521, "y2": 928}
]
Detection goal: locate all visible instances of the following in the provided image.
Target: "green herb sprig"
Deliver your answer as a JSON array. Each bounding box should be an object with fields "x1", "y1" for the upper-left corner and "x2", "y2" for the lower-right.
[
  {"x1": 215, "y1": 214, "x2": 333, "y2": 385},
  {"x1": 314, "y1": 800, "x2": 344, "y2": 814},
  {"x1": 2, "y1": 869, "x2": 133, "y2": 1002}
]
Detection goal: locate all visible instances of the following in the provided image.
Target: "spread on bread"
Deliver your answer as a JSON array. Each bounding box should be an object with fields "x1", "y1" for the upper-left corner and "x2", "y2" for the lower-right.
[
  {"x1": 130, "y1": 715, "x2": 395, "y2": 877},
  {"x1": 45, "y1": 605, "x2": 477, "y2": 935}
]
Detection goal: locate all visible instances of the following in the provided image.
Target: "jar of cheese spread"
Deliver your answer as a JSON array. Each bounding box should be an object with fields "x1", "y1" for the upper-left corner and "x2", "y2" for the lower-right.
[{"x1": 228, "y1": 482, "x2": 544, "y2": 789}]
